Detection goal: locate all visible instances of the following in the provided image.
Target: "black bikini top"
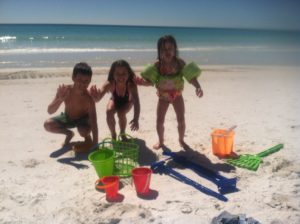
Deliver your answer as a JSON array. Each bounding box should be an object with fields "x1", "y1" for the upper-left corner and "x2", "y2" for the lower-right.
[{"x1": 112, "y1": 81, "x2": 130, "y2": 102}]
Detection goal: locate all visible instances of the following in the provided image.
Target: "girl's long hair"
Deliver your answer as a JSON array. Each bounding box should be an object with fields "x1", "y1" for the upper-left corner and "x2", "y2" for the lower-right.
[
  {"x1": 107, "y1": 59, "x2": 136, "y2": 84},
  {"x1": 157, "y1": 35, "x2": 179, "y2": 62}
]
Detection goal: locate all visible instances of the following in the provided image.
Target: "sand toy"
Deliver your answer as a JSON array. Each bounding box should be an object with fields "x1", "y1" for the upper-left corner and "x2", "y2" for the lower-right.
[
  {"x1": 95, "y1": 176, "x2": 120, "y2": 201},
  {"x1": 88, "y1": 149, "x2": 115, "y2": 178},
  {"x1": 151, "y1": 160, "x2": 228, "y2": 202},
  {"x1": 226, "y1": 144, "x2": 283, "y2": 171},
  {"x1": 89, "y1": 134, "x2": 139, "y2": 178},
  {"x1": 131, "y1": 167, "x2": 152, "y2": 196},
  {"x1": 211, "y1": 125, "x2": 237, "y2": 158},
  {"x1": 163, "y1": 151, "x2": 238, "y2": 194}
]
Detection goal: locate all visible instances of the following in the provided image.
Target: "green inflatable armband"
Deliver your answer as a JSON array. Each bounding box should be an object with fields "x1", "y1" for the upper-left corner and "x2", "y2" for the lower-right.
[
  {"x1": 141, "y1": 64, "x2": 159, "y2": 85},
  {"x1": 182, "y1": 62, "x2": 201, "y2": 82}
]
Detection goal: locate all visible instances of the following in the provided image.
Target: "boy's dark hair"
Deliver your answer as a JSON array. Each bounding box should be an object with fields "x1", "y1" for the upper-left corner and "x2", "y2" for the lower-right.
[
  {"x1": 107, "y1": 59, "x2": 136, "y2": 84},
  {"x1": 72, "y1": 62, "x2": 92, "y2": 78},
  {"x1": 157, "y1": 35, "x2": 179, "y2": 61}
]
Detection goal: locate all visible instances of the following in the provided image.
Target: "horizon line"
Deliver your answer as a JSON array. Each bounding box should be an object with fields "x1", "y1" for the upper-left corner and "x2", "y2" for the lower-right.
[{"x1": 0, "y1": 22, "x2": 299, "y2": 32}]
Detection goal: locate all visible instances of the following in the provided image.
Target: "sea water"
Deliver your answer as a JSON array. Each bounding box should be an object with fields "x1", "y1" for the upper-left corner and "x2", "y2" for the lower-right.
[{"x1": 1, "y1": 24, "x2": 300, "y2": 68}]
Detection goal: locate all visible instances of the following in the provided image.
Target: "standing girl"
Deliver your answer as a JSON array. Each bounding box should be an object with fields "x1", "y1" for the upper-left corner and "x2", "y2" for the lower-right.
[
  {"x1": 90, "y1": 60, "x2": 140, "y2": 140},
  {"x1": 140, "y1": 35, "x2": 203, "y2": 149}
]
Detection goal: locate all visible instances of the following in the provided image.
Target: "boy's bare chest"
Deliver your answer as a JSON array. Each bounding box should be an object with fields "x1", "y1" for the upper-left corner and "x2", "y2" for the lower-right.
[{"x1": 65, "y1": 95, "x2": 89, "y2": 118}]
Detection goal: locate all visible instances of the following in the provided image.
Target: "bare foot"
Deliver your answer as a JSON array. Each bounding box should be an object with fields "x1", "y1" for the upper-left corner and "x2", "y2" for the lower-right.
[
  {"x1": 63, "y1": 131, "x2": 74, "y2": 147},
  {"x1": 111, "y1": 133, "x2": 117, "y2": 141},
  {"x1": 73, "y1": 135, "x2": 93, "y2": 153},
  {"x1": 153, "y1": 142, "x2": 164, "y2": 150},
  {"x1": 179, "y1": 140, "x2": 191, "y2": 151},
  {"x1": 120, "y1": 135, "x2": 129, "y2": 142},
  {"x1": 84, "y1": 135, "x2": 92, "y2": 144}
]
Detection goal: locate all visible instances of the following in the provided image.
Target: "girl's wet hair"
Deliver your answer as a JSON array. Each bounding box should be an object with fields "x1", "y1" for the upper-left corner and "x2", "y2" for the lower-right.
[
  {"x1": 157, "y1": 35, "x2": 179, "y2": 61},
  {"x1": 108, "y1": 59, "x2": 136, "y2": 83},
  {"x1": 72, "y1": 62, "x2": 92, "y2": 78}
]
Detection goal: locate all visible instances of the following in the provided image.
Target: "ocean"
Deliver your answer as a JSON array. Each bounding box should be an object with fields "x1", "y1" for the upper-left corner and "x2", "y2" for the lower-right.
[{"x1": 1, "y1": 24, "x2": 300, "y2": 68}]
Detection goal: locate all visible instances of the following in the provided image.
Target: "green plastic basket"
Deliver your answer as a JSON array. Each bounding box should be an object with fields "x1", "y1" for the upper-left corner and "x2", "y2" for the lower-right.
[
  {"x1": 94, "y1": 135, "x2": 139, "y2": 178},
  {"x1": 113, "y1": 135, "x2": 139, "y2": 177}
]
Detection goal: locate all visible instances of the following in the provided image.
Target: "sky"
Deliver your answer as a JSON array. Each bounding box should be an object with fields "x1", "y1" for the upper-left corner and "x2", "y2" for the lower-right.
[{"x1": 0, "y1": 0, "x2": 300, "y2": 30}]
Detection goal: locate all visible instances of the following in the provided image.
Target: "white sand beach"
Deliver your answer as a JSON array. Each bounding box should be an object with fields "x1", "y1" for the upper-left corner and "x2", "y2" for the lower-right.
[{"x1": 0, "y1": 65, "x2": 299, "y2": 223}]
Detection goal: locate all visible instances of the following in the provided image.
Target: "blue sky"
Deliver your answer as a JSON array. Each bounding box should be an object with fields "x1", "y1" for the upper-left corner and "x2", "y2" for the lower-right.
[{"x1": 0, "y1": 0, "x2": 299, "y2": 30}]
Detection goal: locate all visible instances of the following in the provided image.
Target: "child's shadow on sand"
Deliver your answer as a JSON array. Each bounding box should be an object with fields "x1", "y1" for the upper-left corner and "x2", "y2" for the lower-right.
[
  {"x1": 135, "y1": 138, "x2": 158, "y2": 166},
  {"x1": 162, "y1": 145, "x2": 236, "y2": 173},
  {"x1": 49, "y1": 143, "x2": 89, "y2": 169},
  {"x1": 49, "y1": 138, "x2": 158, "y2": 169},
  {"x1": 49, "y1": 145, "x2": 72, "y2": 158}
]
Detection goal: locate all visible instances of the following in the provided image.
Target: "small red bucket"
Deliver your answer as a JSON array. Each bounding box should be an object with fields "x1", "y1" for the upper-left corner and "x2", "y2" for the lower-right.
[
  {"x1": 131, "y1": 167, "x2": 152, "y2": 195},
  {"x1": 95, "y1": 176, "x2": 119, "y2": 200}
]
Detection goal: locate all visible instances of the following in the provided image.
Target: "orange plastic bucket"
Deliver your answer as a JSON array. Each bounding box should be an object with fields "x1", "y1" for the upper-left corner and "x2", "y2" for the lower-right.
[
  {"x1": 131, "y1": 167, "x2": 152, "y2": 195},
  {"x1": 95, "y1": 176, "x2": 119, "y2": 200},
  {"x1": 211, "y1": 129, "x2": 234, "y2": 158}
]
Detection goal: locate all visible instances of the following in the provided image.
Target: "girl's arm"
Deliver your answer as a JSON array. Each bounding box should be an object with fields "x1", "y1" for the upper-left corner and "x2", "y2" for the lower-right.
[
  {"x1": 190, "y1": 78, "x2": 203, "y2": 97},
  {"x1": 47, "y1": 84, "x2": 70, "y2": 114},
  {"x1": 134, "y1": 76, "x2": 153, "y2": 86},
  {"x1": 88, "y1": 99, "x2": 98, "y2": 145},
  {"x1": 89, "y1": 81, "x2": 111, "y2": 102},
  {"x1": 129, "y1": 83, "x2": 140, "y2": 131}
]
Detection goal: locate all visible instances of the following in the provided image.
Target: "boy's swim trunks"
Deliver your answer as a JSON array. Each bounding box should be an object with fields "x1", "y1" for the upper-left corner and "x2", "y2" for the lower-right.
[{"x1": 52, "y1": 112, "x2": 89, "y2": 129}]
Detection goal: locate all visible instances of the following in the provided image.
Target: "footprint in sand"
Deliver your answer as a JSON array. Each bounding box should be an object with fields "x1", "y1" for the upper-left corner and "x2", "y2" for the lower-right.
[
  {"x1": 7, "y1": 161, "x2": 17, "y2": 166},
  {"x1": 290, "y1": 125, "x2": 300, "y2": 130},
  {"x1": 9, "y1": 194, "x2": 27, "y2": 206},
  {"x1": 180, "y1": 202, "x2": 193, "y2": 214},
  {"x1": 271, "y1": 158, "x2": 292, "y2": 172},
  {"x1": 22, "y1": 159, "x2": 43, "y2": 168},
  {"x1": 0, "y1": 206, "x2": 7, "y2": 212},
  {"x1": 47, "y1": 207, "x2": 82, "y2": 224},
  {"x1": 93, "y1": 203, "x2": 153, "y2": 222},
  {"x1": 30, "y1": 193, "x2": 47, "y2": 206},
  {"x1": 265, "y1": 193, "x2": 299, "y2": 211}
]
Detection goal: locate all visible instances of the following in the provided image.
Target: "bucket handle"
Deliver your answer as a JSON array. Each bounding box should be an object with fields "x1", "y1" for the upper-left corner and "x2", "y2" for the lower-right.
[
  {"x1": 213, "y1": 125, "x2": 237, "y2": 137},
  {"x1": 141, "y1": 173, "x2": 151, "y2": 193},
  {"x1": 89, "y1": 137, "x2": 114, "y2": 152},
  {"x1": 101, "y1": 137, "x2": 114, "y2": 143},
  {"x1": 95, "y1": 177, "x2": 117, "y2": 190},
  {"x1": 117, "y1": 133, "x2": 135, "y2": 143}
]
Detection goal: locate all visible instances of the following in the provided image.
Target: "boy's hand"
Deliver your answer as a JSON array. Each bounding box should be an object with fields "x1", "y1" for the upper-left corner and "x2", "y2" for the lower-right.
[
  {"x1": 57, "y1": 84, "x2": 70, "y2": 101},
  {"x1": 129, "y1": 118, "x2": 139, "y2": 131},
  {"x1": 89, "y1": 85, "x2": 100, "y2": 102},
  {"x1": 196, "y1": 87, "x2": 203, "y2": 98}
]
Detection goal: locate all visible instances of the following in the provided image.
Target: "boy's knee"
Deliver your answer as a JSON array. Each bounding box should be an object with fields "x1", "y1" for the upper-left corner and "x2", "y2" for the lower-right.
[{"x1": 44, "y1": 119, "x2": 52, "y2": 131}]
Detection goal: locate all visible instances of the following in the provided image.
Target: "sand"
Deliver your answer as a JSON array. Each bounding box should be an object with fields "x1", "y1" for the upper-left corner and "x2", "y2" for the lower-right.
[{"x1": 0, "y1": 65, "x2": 299, "y2": 224}]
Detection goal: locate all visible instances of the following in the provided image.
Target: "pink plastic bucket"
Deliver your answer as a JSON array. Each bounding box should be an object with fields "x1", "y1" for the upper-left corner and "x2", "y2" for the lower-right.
[{"x1": 132, "y1": 167, "x2": 152, "y2": 195}]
